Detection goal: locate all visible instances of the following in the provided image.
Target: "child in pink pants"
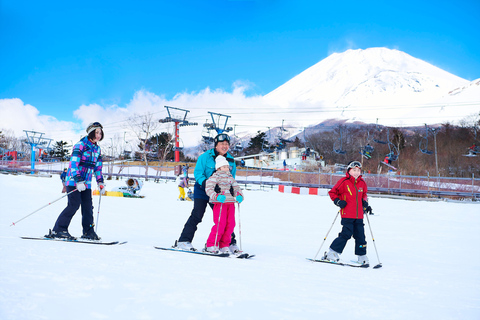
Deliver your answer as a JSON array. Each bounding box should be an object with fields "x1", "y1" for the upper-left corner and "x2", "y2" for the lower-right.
[{"x1": 205, "y1": 155, "x2": 244, "y2": 253}]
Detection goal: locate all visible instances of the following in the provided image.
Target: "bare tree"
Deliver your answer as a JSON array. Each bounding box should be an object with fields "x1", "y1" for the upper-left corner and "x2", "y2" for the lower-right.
[{"x1": 126, "y1": 112, "x2": 161, "y2": 180}]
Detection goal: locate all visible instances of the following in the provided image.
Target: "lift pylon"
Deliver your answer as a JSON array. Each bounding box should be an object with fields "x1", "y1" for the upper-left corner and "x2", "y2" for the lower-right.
[{"x1": 159, "y1": 106, "x2": 198, "y2": 162}]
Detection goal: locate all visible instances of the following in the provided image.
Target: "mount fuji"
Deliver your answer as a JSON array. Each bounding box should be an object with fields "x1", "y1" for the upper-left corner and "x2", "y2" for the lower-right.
[{"x1": 262, "y1": 47, "x2": 479, "y2": 128}]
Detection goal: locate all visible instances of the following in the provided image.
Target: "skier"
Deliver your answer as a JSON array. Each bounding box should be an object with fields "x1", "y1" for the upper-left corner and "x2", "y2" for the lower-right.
[
  {"x1": 45, "y1": 122, "x2": 106, "y2": 240},
  {"x1": 384, "y1": 154, "x2": 391, "y2": 165},
  {"x1": 323, "y1": 160, "x2": 373, "y2": 266},
  {"x1": 204, "y1": 155, "x2": 244, "y2": 253},
  {"x1": 175, "y1": 133, "x2": 239, "y2": 252},
  {"x1": 60, "y1": 168, "x2": 67, "y2": 193},
  {"x1": 176, "y1": 174, "x2": 189, "y2": 201}
]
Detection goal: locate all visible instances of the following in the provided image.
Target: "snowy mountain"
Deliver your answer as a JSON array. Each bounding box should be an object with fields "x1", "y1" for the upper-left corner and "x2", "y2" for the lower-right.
[{"x1": 263, "y1": 48, "x2": 479, "y2": 127}]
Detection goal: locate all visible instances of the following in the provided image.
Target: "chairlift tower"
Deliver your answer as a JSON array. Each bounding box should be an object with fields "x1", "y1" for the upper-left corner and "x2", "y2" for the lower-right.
[
  {"x1": 207, "y1": 111, "x2": 233, "y2": 134},
  {"x1": 23, "y1": 130, "x2": 52, "y2": 174},
  {"x1": 159, "y1": 106, "x2": 198, "y2": 162}
]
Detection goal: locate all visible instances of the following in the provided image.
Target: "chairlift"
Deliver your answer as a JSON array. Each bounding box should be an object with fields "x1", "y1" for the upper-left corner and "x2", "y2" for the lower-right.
[
  {"x1": 333, "y1": 126, "x2": 347, "y2": 155},
  {"x1": 373, "y1": 119, "x2": 388, "y2": 144},
  {"x1": 465, "y1": 128, "x2": 479, "y2": 157},
  {"x1": 360, "y1": 144, "x2": 374, "y2": 159},
  {"x1": 360, "y1": 130, "x2": 375, "y2": 159},
  {"x1": 419, "y1": 124, "x2": 434, "y2": 155},
  {"x1": 381, "y1": 128, "x2": 400, "y2": 164},
  {"x1": 233, "y1": 142, "x2": 243, "y2": 152},
  {"x1": 465, "y1": 144, "x2": 479, "y2": 157}
]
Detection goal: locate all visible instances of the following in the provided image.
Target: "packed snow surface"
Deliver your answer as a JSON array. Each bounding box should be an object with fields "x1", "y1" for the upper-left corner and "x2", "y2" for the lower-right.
[{"x1": 1, "y1": 173, "x2": 479, "y2": 320}]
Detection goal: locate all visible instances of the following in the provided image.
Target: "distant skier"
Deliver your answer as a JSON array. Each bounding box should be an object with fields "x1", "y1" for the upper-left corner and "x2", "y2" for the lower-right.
[
  {"x1": 45, "y1": 122, "x2": 106, "y2": 240},
  {"x1": 60, "y1": 168, "x2": 67, "y2": 193},
  {"x1": 176, "y1": 174, "x2": 189, "y2": 201},
  {"x1": 204, "y1": 155, "x2": 244, "y2": 253},
  {"x1": 323, "y1": 160, "x2": 373, "y2": 266}
]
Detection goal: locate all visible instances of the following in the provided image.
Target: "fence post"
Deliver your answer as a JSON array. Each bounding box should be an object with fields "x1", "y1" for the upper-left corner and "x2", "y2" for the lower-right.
[{"x1": 473, "y1": 173, "x2": 475, "y2": 199}]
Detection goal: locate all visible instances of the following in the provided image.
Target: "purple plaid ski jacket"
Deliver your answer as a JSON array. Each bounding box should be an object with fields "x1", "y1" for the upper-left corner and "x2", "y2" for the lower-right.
[{"x1": 65, "y1": 136, "x2": 104, "y2": 189}]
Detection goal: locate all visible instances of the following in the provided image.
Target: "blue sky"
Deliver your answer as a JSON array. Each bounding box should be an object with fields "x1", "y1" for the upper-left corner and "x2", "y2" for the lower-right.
[{"x1": 1, "y1": 0, "x2": 479, "y2": 124}]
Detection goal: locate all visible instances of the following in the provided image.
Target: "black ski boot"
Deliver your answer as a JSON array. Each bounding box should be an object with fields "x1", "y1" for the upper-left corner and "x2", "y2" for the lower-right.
[
  {"x1": 45, "y1": 229, "x2": 76, "y2": 240},
  {"x1": 81, "y1": 229, "x2": 101, "y2": 241}
]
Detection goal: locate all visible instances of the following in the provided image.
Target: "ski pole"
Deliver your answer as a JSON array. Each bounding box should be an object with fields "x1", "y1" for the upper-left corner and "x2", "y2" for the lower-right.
[
  {"x1": 95, "y1": 192, "x2": 102, "y2": 233},
  {"x1": 213, "y1": 201, "x2": 223, "y2": 253},
  {"x1": 237, "y1": 202, "x2": 242, "y2": 252},
  {"x1": 313, "y1": 210, "x2": 340, "y2": 261},
  {"x1": 365, "y1": 211, "x2": 383, "y2": 269},
  {"x1": 10, "y1": 189, "x2": 78, "y2": 227}
]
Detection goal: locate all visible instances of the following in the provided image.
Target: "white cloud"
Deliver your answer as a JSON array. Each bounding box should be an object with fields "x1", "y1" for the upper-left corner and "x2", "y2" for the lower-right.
[
  {"x1": 0, "y1": 84, "x2": 306, "y2": 151},
  {"x1": 0, "y1": 98, "x2": 80, "y2": 144}
]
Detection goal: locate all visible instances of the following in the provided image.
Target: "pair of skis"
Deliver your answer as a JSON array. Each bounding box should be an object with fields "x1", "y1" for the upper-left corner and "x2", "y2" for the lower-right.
[
  {"x1": 154, "y1": 246, "x2": 255, "y2": 259},
  {"x1": 307, "y1": 258, "x2": 381, "y2": 269},
  {"x1": 20, "y1": 237, "x2": 254, "y2": 259},
  {"x1": 20, "y1": 236, "x2": 127, "y2": 245}
]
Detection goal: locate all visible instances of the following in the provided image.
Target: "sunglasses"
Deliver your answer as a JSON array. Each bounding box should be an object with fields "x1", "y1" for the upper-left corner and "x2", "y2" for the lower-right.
[
  {"x1": 347, "y1": 161, "x2": 362, "y2": 169},
  {"x1": 215, "y1": 133, "x2": 230, "y2": 143}
]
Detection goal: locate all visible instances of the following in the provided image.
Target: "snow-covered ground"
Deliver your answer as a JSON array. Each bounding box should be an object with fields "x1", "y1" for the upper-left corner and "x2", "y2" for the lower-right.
[{"x1": 1, "y1": 173, "x2": 479, "y2": 320}]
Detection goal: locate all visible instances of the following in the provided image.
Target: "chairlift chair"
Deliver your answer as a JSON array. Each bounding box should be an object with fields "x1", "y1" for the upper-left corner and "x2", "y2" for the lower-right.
[
  {"x1": 333, "y1": 127, "x2": 347, "y2": 155},
  {"x1": 419, "y1": 124, "x2": 434, "y2": 155},
  {"x1": 372, "y1": 119, "x2": 388, "y2": 144}
]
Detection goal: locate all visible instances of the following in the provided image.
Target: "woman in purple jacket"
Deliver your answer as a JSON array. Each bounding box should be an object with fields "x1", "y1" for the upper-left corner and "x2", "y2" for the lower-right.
[{"x1": 45, "y1": 122, "x2": 106, "y2": 240}]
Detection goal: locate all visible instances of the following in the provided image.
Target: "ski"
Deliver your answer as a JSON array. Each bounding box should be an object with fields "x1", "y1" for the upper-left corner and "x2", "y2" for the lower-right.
[
  {"x1": 380, "y1": 161, "x2": 397, "y2": 170},
  {"x1": 234, "y1": 252, "x2": 255, "y2": 259},
  {"x1": 21, "y1": 236, "x2": 126, "y2": 245},
  {"x1": 154, "y1": 246, "x2": 230, "y2": 257},
  {"x1": 306, "y1": 258, "x2": 369, "y2": 268}
]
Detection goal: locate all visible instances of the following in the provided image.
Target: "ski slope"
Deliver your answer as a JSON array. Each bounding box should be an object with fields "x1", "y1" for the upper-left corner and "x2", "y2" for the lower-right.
[{"x1": 1, "y1": 173, "x2": 479, "y2": 320}]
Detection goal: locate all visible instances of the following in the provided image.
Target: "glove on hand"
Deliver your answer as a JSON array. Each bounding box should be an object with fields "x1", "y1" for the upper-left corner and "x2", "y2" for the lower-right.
[
  {"x1": 214, "y1": 184, "x2": 221, "y2": 193},
  {"x1": 216, "y1": 194, "x2": 226, "y2": 203},
  {"x1": 363, "y1": 200, "x2": 373, "y2": 215},
  {"x1": 236, "y1": 195, "x2": 243, "y2": 203},
  {"x1": 98, "y1": 182, "x2": 106, "y2": 195},
  {"x1": 334, "y1": 198, "x2": 347, "y2": 208},
  {"x1": 76, "y1": 181, "x2": 87, "y2": 192}
]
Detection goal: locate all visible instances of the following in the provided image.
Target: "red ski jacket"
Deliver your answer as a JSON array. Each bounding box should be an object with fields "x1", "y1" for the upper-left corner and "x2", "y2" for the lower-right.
[{"x1": 328, "y1": 173, "x2": 368, "y2": 219}]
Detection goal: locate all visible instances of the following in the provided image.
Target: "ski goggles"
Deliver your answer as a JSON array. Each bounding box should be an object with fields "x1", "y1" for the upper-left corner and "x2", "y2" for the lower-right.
[
  {"x1": 214, "y1": 133, "x2": 230, "y2": 144},
  {"x1": 347, "y1": 161, "x2": 362, "y2": 170},
  {"x1": 86, "y1": 122, "x2": 103, "y2": 134}
]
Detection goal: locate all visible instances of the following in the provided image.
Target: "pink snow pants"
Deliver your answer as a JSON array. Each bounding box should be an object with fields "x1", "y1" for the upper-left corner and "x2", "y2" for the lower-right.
[{"x1": 206, "y1": 202, "x2": 236, "y2": 248}]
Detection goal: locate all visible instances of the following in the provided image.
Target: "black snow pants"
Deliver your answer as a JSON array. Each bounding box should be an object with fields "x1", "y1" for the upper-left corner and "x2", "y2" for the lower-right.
[
  {"x1": 53, "y1": 186, "x2": 94, "y2": 234},
  {"x1": 330, "y1": 218, "x2": 367, "y2": 256}
]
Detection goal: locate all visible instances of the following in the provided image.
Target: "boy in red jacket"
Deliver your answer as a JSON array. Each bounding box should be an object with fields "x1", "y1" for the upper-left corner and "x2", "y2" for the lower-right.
[{"x1": 323, "y1": 160, "x2": 373, "y2": 266}]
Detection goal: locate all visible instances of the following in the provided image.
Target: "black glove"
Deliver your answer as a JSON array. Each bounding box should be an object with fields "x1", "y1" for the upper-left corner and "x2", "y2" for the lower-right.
[
  {"x1": 362, "y1": 200, "x2": 373, "y2": 215},
  {"x1": 214, "y1": 184, "x2": 221, "y2": 193},
  {"x1": 334, "y1": 198, "x2": 347, "y2": 208},
  {"x1": 229, "y1": 185, "x2": 235, "y2": 196}
]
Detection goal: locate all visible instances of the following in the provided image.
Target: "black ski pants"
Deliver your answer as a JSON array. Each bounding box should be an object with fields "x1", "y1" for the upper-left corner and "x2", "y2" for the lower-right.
[
  {"x1": 53, "y1": 186, "x2": 94, "y2": 234},
  {"x1": 178, "y1": 197, "x2": 236, "y2": 245},
  {"x1": 330, "y1": 218, "x2": 367, "y2": 256}
]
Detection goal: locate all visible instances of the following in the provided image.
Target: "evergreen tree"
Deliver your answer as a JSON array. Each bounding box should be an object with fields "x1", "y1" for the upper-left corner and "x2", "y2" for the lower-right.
[
  {"x1": 246, "y1": 131, "x2": 270, "y2": 154},
  {"x1": 52, "y1": 141, "x2": 70, "y2": 160}
]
